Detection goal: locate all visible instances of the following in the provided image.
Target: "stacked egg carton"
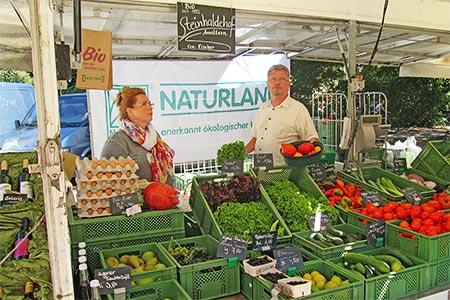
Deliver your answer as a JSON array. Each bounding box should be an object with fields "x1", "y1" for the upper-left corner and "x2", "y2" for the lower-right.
[{"x1": 75, "y1": 156, "x2": 139, "y2": 218}]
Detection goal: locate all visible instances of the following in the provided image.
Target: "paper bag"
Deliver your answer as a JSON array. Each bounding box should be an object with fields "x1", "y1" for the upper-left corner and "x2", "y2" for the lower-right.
[{"x1": 76, "y1": 29, "x2": 113, "y2": 90}]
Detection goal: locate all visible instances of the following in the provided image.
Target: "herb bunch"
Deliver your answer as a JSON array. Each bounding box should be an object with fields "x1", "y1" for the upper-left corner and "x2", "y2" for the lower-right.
[{"x1": 216, "y1": 141, "x2": 246, "y2": 165}]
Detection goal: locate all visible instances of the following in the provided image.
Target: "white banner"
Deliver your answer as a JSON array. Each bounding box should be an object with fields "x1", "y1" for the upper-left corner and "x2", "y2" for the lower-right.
[{"x1": 88, "y1": 54, "x2": 288, "y2": 163}]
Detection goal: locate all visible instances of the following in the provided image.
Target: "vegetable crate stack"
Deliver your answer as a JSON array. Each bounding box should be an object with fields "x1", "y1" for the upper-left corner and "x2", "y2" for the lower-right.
[
  {"x1": 69, "y1": 157, "x2": 185, "y2": 273},
  {"x1": 411, "y1": 140, "x2": 450, "y2": 181},
  {"x1": 189, "y1": 173, "x2": 292, "y2": 246},
  {"x1": 160, "y1": 235, "x2": 240, "y2": 300}
]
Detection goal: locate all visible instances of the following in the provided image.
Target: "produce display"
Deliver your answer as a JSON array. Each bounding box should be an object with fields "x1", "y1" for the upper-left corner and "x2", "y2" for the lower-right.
[
  {"x1": 300, "y1": 271, "x2": 350, "y2": 292},
  {"x1": 355, "y1": 201, "x2": 414, "y2": 222},
  {"x1": 308, "y1": 224, "x2": 365, "y2": 247},
  {"x1": 262, "y1": 178, "x2": 340, "y2": 232},
  {"x1": 166, "y1": 239, "x2": 213, "y2": 266},
  {"x1": 337, "y1": 250, "x2": 414, "y2": 279}
]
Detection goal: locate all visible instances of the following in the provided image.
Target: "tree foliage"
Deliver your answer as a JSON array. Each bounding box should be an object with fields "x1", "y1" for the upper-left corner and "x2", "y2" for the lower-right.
[
  {"x1": 0, "y1": 68, "x2": 34, "y2": 84},
  {"x1": 290, "y1": 60, "x2": 450, "y2": 128}
]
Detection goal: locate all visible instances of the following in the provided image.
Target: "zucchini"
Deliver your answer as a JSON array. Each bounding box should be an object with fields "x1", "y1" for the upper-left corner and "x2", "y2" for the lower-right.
[
  {"x1": 350, "y1": 269, "x2": 366, "y2": 280},
  {"x1": 364, "y1": 265, "x2": 375, "y2": 278},
  {"x1": 343, "y1": 253, "x2": 390, "y2": 274},
  {"x1": 326, "y1": 224, "x2": 346, "y2": 238},
  {"x1": 325, "y1": 233, "x2": 344, "y2": 245},
  {"x1": 374, "y1": 255, "x2": 404, "y2": 271},
  {"x1": 384, "y1": 249, "x2": 414, "y2": 268},
  {"x1": 355, "y1": 262, "x2": 366, "y2": 274}
]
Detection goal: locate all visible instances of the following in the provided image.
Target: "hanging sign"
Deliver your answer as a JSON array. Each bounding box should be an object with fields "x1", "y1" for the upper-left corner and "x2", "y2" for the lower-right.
[{"x1": 177, "y1": 2, "x2": 235, "y2": 54}]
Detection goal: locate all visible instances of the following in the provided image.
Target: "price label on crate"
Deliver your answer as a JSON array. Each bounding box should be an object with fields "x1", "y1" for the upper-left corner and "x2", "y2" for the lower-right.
[
  {"x1": 361, "y1": 190, "x2": 384, "y2": 207},
  {"x1": 273, "y1": 246, "x2": 303, "y2": 273},
  {"x1": 402, "y1": 186, "x2": 423, "y2": 206},
  {"x1": 94, "y1": 267, "x2": 132, "y2": 295},
  {"x1": 222, "y1": 159, "x2": 244, "y2": 176},
  {"x1": 109, "y1": 192, "x2": 139, "y2": 215},
  {"x1": 307, "y1": 212, "x2": 330, "y2": 232},
  {"x1": 366, "y1": 219, "x2": 385, "y2": 246},
  {"x1": 307, "y1": 165, "x2": 327, "y2": 182},
  {"x1": 217, "y1": 235, "x2": 248, "y2": 260},
  {"x1": 393, "y1": 158, "x2": 407, "y2": 174},
  {"x1": 2, "y1": 193, "x2": 26, "y2": 206},
  {"x1": 253, "y1": 154, "x2": 273, "y2": 170},
  {"x1": 252, "y1": 231, "x2": 277, "y2": 252}
]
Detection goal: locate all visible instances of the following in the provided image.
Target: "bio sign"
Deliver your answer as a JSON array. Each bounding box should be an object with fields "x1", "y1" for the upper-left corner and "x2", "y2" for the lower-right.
[{"x1": 177, "y1": 2, "x2": 235, "y2": 54}]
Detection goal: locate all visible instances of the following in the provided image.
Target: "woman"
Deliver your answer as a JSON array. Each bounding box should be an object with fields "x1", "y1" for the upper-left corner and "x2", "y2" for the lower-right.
[{"x1": 101, "y1": 86, "x2": 174, "y2": 185}]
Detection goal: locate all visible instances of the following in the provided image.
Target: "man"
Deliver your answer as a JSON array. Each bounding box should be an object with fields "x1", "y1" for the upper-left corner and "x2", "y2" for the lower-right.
[{"x1": 245, "y1": 64, "x2": 320, "y2": 166}]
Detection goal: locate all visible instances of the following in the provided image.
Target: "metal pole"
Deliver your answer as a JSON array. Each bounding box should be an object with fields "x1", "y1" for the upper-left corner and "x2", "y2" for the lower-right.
[{"x1": 28, "y1": 0, "x2": 74, "y2": 299}]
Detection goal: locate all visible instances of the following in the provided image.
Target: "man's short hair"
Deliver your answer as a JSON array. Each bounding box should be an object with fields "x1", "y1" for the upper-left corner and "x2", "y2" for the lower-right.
[{"x1": 267, "y1": 64, "x2": 290, "y2": 78}]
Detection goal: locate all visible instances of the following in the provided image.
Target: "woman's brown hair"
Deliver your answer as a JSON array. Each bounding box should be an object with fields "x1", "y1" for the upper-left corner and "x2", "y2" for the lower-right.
[{"x1": 116, "y1": 86, "x2": 146, "y2": 120}]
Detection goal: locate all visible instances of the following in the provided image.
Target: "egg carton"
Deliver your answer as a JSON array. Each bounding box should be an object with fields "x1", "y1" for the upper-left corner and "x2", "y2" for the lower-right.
[
  {"x1": 77, "y1": 186, "x2": 138, "y2": 199},
  {"x1": 77, "y1": 178, "x2": 139, "y2": 198},
  {"x1": 76, "y1": 197, "x2": 112, "y2": 218},
  {"x1": 75, "y1": 156, "x2": 139, "y2": 181}
]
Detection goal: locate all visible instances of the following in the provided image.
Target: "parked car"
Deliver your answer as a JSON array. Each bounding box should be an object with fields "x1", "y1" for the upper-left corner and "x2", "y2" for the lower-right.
[
  {"x1": 0, "y1": 93, "x2": 91, "y2": 159},
  {"x1": 0, "y1": 82, "x2": 35, "y2": 148}
]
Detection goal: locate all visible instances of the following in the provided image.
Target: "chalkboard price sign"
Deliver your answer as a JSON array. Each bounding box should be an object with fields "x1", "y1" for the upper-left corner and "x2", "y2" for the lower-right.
[
  {"x1": 393, "y1": 158, "x2": 407, "y2": 174},
  {"x1": 222, "y1": 159, "x2": 243, "y2": 176},
  {"x1": 361, "y1": 190, "x2": 384, "y2": 207},
  {"x1": 307, "y1": 212, "x2": 330, "y2": 232},
  {"x1": 402, "y1": 186, "x2": 423, "y2": 206},
  {"x1": 2, "y1": 193, "x2": 26, "y2": 206},
  {"x1": 365, "y1": 219, "x2": 385, "y2": 246},
  {"x1": 109, "y1": 192, "x2": 139, "y2": 215},
  {"x1": 307, "y1": 165, "x2": 326, "y2": 182},
  {"x1": 217, "y1": 235, "x2": 248, "y2": 260},
  {"x1": 252, "y1": 231, "x2": 277, "y2": 252},
  {"x1": 253, "y1": 154, "x2": 273, "y2": 170},
  {"x1": 177, "y1": 2, "x2": 236, "y2": 54},
  {"x1": 94, "y1": 267, "x2": 132, "y2": 295},
  {"x1": 273, "y1": 246, "x2": 303, "y2": 272}
]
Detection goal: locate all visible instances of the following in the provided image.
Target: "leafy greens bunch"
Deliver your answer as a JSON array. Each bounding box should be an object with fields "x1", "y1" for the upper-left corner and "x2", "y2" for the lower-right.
[
  {"x1": 262, "y1": 178, "x2": 339, "y2": 232},
  {"x1": 198, "y1": 175, "x2": 260, "y2": 211},
  {"x1": 216, "y1": 141, "x2": 246, "y2": 165}
]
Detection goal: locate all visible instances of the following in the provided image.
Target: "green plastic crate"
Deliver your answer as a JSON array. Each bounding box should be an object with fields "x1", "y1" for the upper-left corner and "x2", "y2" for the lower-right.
[
  {"x1": 347, "y1": 209, "x2": 379, "y2": 229},
  {"x1": 68, "y1": 207, "x2": 185, "y2": 244},
  {"x1": 292, "y1": 223, "x2": 376, "y2": 259},
  {"x1": 405, "y1": 168, "x2": 450, "y2": 192},
  {"x1": 99, "y1": 243, "x2": 177, "y2": 300},
  {"x1": 71, "y1": 231, "x2": 185, "y2": 273},
  {"x1": 411, "y1": 140, "x2": 450, "y2": 181},
  {"x1": 338, "y1": 167, "x2": 435, "y2": 201},
  {"x1": 159, "y1": 235, "x2": 240, "y2": 300},
  {"x1": 429, "y1": 257, "x2": 450, "y2": 288},
  {"x1": 189, "y1": 173, "x2": 292, "y2": 245},
  {"x1": 386, "y1": 219, "x2": 450, "y2": 263},
  {"x1": 330, "y1": 247, "x2": 430, "y2": 300},
  {"x1": 240, "y1": 246, "x2": 320, "y2": 300},
  {"x1": 106, "y1": 279, "x2": 193, "y2": 300},
  {"x1": 255, "y1": 260, "x2": 364, "y2": 300},
  {"x1": 251, "y1": 166, "x2": 346, "y2": 225}
]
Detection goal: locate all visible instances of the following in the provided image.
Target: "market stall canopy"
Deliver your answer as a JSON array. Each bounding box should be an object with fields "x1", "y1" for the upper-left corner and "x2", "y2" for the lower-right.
[{"x1": 1, "y1": 0, "x2": 449, "y2": 77}]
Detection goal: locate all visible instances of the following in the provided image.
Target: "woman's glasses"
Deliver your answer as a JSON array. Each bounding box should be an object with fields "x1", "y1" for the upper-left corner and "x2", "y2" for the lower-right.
[{"x1": 132, "y1": 101, "x2": 154, "y2": 108}]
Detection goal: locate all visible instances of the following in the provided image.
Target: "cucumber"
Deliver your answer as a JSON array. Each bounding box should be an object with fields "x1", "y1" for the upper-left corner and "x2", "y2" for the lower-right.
[
  {"x1": 350, "y1": 269, "x2": 366, "y2": 280},
  {"x1": 384, "y1": 249, "x2": 414, "y2": 268},
  {"x1": 355, "y1": 262, "x2": 366, "y2": 274},
  {"x1": 343, "y1": 253, "x2": 390, "y2": 274},
  {"x1": 374, "y1": 255, "x2": 404, "y2": 271},
  {"x1": 326, "y1": 224, "x2": 346, "y2": 238},
  {"x1": 325, "y1": 233, "x2": 344, "y2": 245}
]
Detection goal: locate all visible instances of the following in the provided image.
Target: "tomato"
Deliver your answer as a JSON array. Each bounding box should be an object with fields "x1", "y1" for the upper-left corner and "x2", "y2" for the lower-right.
[
  {"x1": 395, "y1": 207, "x2": 408, "y2": 219},
  {"x1": 281, "y1": 143, "x2": 297, "y2": 156},
  {"x1": 372, "y1": 209, "x2": 383, "y2": 220},
  {"x1": 442, "y1": 220, "x2": 450, "y2": 232},
  {"x1": 366, "y1": 204, "x2": 377, "y2": 214},
  {"x1": 438, "y1": 194, "x2": 450, "y2": 209},
  {"x1": 411, "y1": 219, "x2": 422, "y2": 231},
  {"x1": 426, "y1": 200, "x2": 441, "y2": 210},
  {"x1": 421, "y1": 203, "x2": 436, "y2": 214},
  {"x1": 383, "y1": 212, "x2": 395, "y2": 221},
  {"x1": 422, "y1": 218, "x2": 435, "y2": 227},
  {"x1": 426, "y1": 226, "x2": 438, "y2": 236},
  {"x1": 410, "y1": 206, "x2": 422, "y2": 219},
  {"x1": 399, "y1": 220, "x2": 411, "y2": 229},
  {"x1": 400, "y1": 202, "x2": 413, "y2": 210},
  {"x1": 429, "y1": 211, "x2": 444, "y2": 224},
  {"x1": 420, "y1": 211, "x2": 431, "y2": 220},
  {"x1": 385, "y1": 201, "x2": 399, "y2": 210}
]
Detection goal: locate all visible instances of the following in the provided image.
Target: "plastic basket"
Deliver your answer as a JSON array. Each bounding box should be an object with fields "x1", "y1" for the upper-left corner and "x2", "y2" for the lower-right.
[
  {"x1": 255, "y1": 260, "x2": 364, "y2": 300},
  {"x1": 429, "y1": 257, "x2": 450, "y2": 288},
  {"x1": 68, "y1": 207, "x2": 185, "y2": 245},
  {"x1": 292, "y1": 223, "x2": 376, "y2": 259},
  {"x1": 71, "y1": 230, "x2": 185, "y2": 273},
  {"x1": 386, "y1": 219, "x2": 450, "y2": 263},
  {"x1": 159, "y1": 235, "x2": 240, "y2": 300},
  {"x1": 411, "y1": 140, "x2": 450, "y2": 181},
  {"x1": 338, "y1": 167, "x2": 435, "y2": 201},
  {"x1": 99, "y1": 243, "x2": 177, "y2": 299},
  {"x1": 281, "y1": 141, "x2": 324, "y2": 167},
  {"x1": 189, "y1": 173, "x2": 292, "y2": 245},
  {"x1": 330, "y1": 247, "x2": 430, "y2": 300},
  {"x1": 106, "y1": 279, "x2": 193, "y2": 300},
  {"x1": 405, "y1": 168, "x2": 450, "y2": 192}
]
